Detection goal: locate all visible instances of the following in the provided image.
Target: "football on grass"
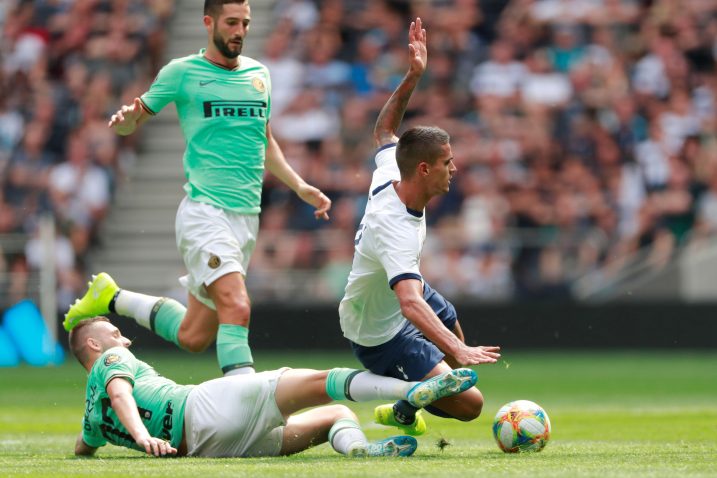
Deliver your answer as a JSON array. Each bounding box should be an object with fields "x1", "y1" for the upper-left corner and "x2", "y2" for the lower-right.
[{"x1": 492, "y1": 400, "x2": 551, "y2": 453}]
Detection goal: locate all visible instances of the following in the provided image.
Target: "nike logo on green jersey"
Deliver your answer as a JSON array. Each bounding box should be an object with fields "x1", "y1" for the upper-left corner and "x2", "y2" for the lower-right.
[{"x1": 199, "y1": 79, "x2": 217, "y2": 86}]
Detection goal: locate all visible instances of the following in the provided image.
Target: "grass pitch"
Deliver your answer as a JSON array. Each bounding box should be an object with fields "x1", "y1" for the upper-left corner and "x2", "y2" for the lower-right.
[{"x1": 1, "y1": 350, "x2": 715, "y2": 477}]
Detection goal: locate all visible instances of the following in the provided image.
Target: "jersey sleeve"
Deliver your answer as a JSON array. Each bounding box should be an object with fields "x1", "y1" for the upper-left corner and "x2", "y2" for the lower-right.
[
  {"x1": 370, "y1": 214, "x2": 422, "y2": 288},
  {"x1": 265, "y1": 66, "x2": 272, "y2": 120},
  {"x1": 96, "y1": 347, "x2": 139, "y2": 389},
  {"x1": 140, "y1": 60, "x2": 185, "y2": 115},
  {"x1": 374, "y1": 143, "x2": 398, "y2": 168},
  {"x1": 370, "y1": 144, "x2": 401, "y2": 190}
]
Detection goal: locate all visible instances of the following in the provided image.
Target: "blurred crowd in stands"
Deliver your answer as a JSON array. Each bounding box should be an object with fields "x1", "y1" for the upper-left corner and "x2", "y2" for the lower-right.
[
  {"x1": 0, "y1": 0, "x2": 174, "y2": 308},
  {"x1": 2, "y1": 0, "x2": 717, "y2": 307},
  {"x1": 255, "y1": 0, "x2": 717, "y2": 302}
]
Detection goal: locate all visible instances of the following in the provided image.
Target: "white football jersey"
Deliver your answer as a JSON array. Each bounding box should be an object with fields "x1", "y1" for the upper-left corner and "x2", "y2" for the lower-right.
[{"x1": 339, "y1": 144, "x2": 426, "y2": 346}]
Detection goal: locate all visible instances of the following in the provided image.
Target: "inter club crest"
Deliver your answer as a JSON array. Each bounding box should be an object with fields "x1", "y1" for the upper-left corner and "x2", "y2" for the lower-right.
[
  {"x1": 104, "y1": 354, "x2": 121, "y2": 366},
  {"x1": 252, "y1": 77, "x2": 265, "y2": 93}
]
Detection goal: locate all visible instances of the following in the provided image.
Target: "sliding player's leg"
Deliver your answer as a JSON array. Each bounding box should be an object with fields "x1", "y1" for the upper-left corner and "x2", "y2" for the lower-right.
[
  {"x1": 279, "y1": 405, "x2": 417, "y2": 457},
  {"x1": 273, "y1": 367, "x2": 477, "y2": 418},
  {"x1": 185, "y1": 370, "x2": 416, "y2": 458}
]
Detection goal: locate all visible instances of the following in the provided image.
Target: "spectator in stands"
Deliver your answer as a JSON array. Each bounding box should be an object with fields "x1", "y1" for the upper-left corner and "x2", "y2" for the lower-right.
[{"x1": 4, "y1": 122, "x2": 54, "y2": 222}]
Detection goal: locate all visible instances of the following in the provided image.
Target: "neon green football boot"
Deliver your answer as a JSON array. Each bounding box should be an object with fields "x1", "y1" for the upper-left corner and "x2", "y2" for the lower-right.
[
  {"x1": 63, "y1": 273, "x2": 120, "y2": 331},
  {"x1": 374, "y1": 404, "x2": 427, "y2": 436}
]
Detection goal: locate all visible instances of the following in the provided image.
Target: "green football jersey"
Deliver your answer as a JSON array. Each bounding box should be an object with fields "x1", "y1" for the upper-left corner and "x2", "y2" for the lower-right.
[
  {"x1": 81, "y1": 347, "x2": 193, "y2": 451},
  {"x1": 141, "y1": 50, "x2": 272, "y2": 213}
]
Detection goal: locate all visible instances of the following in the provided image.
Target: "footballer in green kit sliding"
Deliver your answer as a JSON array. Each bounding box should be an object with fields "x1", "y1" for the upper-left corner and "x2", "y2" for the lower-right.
[
  {"x1": 65, "y1": 0, "x2": 331, "y2": 377},
  {"x1": 70, "y1": 317, "x2": 478, "y2": 458}
]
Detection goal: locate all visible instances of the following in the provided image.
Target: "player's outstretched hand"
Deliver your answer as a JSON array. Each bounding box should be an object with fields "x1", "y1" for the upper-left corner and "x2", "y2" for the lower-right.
[
  {"x1": 137, "y1": 436, "x2": 177, "y2": 457},
  {"x1": 408, "y1": 17, "x2": 427, "y2": 76},
  {"x1": 454, "y1": 345, "x2": 501, "y2": 366},
  {"x1": 108, "y1": 97, "x2": 144, "y2": 135},
  {"x1": 297, "y1": 183, "x2": 332, "y2": 220}
]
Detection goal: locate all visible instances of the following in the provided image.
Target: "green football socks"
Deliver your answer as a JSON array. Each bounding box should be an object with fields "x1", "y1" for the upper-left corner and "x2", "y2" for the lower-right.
[
  {"x1": 326, "y1": 368, "x2": 363, "y2": 401},
  {"x1": 217, "y1": 324, "x2": 254, "y2": 374},
  {"x1": 150, "y1": 298, "x2": 186, "y2": 347}
]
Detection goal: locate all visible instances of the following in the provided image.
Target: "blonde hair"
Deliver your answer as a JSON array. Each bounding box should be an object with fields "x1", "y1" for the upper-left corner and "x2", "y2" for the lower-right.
[{"x1": 67, "y1": 316, "x2": 110, "y2": 366}]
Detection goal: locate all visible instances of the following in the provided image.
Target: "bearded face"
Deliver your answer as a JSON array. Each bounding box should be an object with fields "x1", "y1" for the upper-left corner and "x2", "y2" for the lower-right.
[{"x1": 212, "y1": 24, "x2": 243, "y2": 59}]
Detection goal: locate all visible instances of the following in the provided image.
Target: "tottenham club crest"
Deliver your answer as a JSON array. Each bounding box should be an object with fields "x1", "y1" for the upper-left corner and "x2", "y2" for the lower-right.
[
  {"x1": 104, "y1": 353, "x2": 121, "y2": 366},
  {"x1": 252, "y1": 77, "x2": 265, "y2": 93}
]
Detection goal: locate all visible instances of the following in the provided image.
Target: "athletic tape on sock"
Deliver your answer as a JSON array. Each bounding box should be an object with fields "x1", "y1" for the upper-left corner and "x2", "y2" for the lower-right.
[
  {"x1": 149, "y1": 298, "x2": 168, "y2": 332},
  {"x1": 326, "y1": 368, "x2": 362, "y2": 401},
  {"x1": 108, "y1": 290, "x2": 120, "y2": 314}
]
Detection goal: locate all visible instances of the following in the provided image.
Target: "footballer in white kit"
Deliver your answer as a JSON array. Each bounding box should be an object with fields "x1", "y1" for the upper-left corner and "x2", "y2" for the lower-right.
[
  {"x1": 340, "y1": 145, "x2": 458, "y2": 391},
  {"x1": 340, "y1": 144, "x2": 427, "y2": 349},
  {"x1": 338, "y1": 17, "x2": 500, "y2": 434}
]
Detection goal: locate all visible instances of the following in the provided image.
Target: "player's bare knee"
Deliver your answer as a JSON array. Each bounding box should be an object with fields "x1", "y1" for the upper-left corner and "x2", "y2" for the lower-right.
[
  {"x1": 456, "y1": 392, "x2": 484, "y2": 421},
  {"x1": 443, "y1": 390, "x2": 483, "y2": 421},
  {"x1": 456, "y1": 404, "x2": 483, "y2": 422},
  {"x1": 326, "y1": 404, "x2": 357, "y2": 422},
  {"x1": 215, "y1": 293, "x2": 251, "y2": 325}
]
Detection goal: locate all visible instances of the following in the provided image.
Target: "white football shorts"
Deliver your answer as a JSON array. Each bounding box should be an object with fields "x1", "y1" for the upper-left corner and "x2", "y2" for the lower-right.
[
  {"x1": 184, "y1": 368, "x2": 289, "y2": 458},
  {"x1": 175, "y1": 196, "x2": 259, "y2": 309}
]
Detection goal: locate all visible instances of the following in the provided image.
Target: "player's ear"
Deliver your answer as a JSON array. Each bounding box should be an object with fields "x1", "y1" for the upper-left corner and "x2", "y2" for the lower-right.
[
  {"x1": 203, "y1": 14, "x2": 214, "y2": 32},
  {"x1": 87, "y1": 337, "x2": 102, "y2": 353},
  {"x1": 418, "y1": 161, "x2": 430, "y2": 177}
]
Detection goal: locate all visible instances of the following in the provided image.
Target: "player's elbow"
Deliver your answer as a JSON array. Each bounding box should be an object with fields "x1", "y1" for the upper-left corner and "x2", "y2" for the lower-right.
[
  {"x1": 74, "y1": 438, "x2": 97, "y2": 457},
  {"x1": 394, "y1": 279, "x2": 426, "y2": 318},
  {"x1": 397, "y1": 296, "x2": 423, "y2": 318},
  {"x1": 373, "y1": 130, "x2": 395, "y2": 148},
  {"x1": 75, "y1": 446, "x2": 96, "y2": 457}
]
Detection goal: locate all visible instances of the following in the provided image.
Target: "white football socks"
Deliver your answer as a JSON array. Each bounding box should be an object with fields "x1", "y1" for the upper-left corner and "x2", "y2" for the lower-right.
[
  {"x1": 113, "y1": 290, "x2": 161, "y2": 329},
  {"x1": 328, "y1": 418, "x2": 367, "y2": 455},
  {"x1": 348, "y1": 371, "x2": 416, "y2": 401}
]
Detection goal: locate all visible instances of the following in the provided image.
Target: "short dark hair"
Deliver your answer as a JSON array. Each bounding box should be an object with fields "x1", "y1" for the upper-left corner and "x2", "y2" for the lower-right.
[
  {"x1": 204, "y1": 0, "x2": 248, "y2": 17},
  {"x1": 396, "y1": 126, "x2": 450, "y2": 179},
  {"x1": 68, "y1": 316, "x2": 110, "y2": 365}
]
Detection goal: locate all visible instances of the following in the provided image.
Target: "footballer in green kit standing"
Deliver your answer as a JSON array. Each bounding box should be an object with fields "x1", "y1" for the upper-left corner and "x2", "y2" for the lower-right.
[{"x1": 64, "y1": 0, "x2": 332, "y2": 375}]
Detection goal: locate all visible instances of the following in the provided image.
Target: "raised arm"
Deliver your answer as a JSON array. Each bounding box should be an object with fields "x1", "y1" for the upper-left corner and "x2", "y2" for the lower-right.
[
  {"x1": 105, "y1": 377, "x2": 177, "y2": 457},
  {"x1": 373, "y1": 18, "x2": 427, "y2": 148},
  {"x1": 393, "y1": 279, "x2": 501, "y2": 366}
]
